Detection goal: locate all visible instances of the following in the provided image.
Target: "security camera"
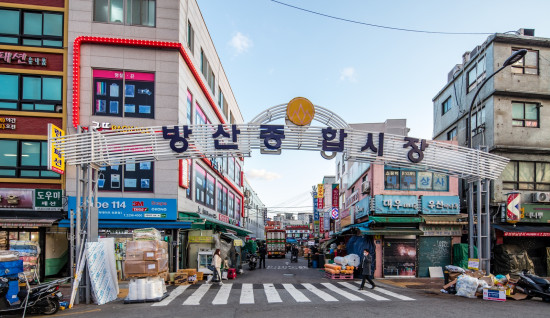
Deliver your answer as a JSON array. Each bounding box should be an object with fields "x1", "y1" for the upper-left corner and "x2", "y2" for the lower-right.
[{"x1": 55, "y1": 105, "x2": 63, "y2": 113}]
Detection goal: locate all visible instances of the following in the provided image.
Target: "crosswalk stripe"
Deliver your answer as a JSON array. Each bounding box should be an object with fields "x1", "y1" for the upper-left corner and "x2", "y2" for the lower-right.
[
  {"x1": 338, "y1": 282, "x2": 389, "y2": 301},
  {"x1": 351, "y1": 282, "x2": 415, "y2": 301},
  {"x1": 321, "y1": 283, "x2": 363, "y2": 301},
  {"x1": 183, "y1": 284, "x2": 211, "y2": 305},
  {"x1": 301, "y1": 283, "x2": 338, "y2": 302},
  {"x1": 152, "y1": 285, "x2": 189, "y2": 307},
  {"x1": 283, "y1": 284, "x2": 310, "y2": 303},
  {"x1": 263, "y1": 283, "x2": 282, "y2": 303},
  {"x1": 212, "y1": 283, "x2": 233, "y2": 305},
  {"x1": 240, "y1": 283, "x2": 254, "y2": 304}
]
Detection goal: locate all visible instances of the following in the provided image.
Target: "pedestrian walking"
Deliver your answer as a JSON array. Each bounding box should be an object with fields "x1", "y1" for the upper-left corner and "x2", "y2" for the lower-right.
[
  {"x1": 212, "y1": 248, "x2": 223, "y2": 285},
  {"x1": 359, "y1": 249, "x2": 375, "y2": 290},
  {"x1": 258, "y1": 244, "x2": 267, "y2": 269}
]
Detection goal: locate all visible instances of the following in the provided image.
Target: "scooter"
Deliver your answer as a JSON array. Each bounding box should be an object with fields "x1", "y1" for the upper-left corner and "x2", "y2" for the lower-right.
[
  {"x1": 248, "y1": 253, "x2": 258, "y2": 270},
  {"x1": 515, "y1": 270, "x2": 550, "y2": 303},
  {"x1": 0, "y1": 275, "x2": 67, "y2": 316}
]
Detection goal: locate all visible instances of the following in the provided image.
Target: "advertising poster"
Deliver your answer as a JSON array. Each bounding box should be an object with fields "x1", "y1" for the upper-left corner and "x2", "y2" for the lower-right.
[{"x1": 68, "y1": 196, "x2": 177, "y2": 220}]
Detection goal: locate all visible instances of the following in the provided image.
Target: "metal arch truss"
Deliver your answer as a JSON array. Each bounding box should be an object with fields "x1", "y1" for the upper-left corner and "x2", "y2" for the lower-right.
[{"x1": 51, "y1": 123, "x2": 508, "y2": 181}]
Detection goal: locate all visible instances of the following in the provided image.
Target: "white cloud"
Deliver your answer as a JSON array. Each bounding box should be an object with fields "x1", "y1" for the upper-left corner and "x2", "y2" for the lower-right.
[
  {"x1": 340, "y1": 67, "x2": 357, "y2": 82},
  {"x1": 230, "y1": 32, "x2": 252, "y2": 54},
  {"x1": 246, "y1": 168, "x2": 281, "y2": 181}
]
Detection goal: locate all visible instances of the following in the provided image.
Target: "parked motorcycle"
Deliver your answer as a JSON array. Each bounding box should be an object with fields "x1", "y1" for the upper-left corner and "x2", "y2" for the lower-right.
[
  {"x1": 515, "y1": 270, "x2": 550, "y2": 303},
  {"x1": 248, "y1": 253, "x2": 258, "y2": 270},
  {"x1": 0, "y1": 275, "x2": 67, "y2": 315}
]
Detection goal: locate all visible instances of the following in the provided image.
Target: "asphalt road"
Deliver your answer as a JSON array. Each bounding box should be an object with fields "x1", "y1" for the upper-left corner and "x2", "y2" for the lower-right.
[{"x1": 27, "y1": 254, "x2": 550, "y2": 318}]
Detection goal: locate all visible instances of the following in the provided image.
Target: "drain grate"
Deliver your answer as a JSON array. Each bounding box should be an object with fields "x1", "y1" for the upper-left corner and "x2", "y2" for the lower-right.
[{"x1": 283, "y1": 273, "x2": 295, "y2": 277}]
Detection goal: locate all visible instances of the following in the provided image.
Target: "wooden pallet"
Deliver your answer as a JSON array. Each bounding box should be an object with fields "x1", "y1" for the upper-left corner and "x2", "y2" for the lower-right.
[{"x1": 324, "y1": 272, "x2": 354, "y2": 280}]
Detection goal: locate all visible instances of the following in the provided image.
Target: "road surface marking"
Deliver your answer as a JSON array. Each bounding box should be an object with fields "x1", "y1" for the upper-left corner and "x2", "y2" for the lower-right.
[
  {"x1": 338, "y1": 282, "x2": 389, "y2": 301},
  {"x1": 212, "y1": 283, "x2": 233, "y2": 305},
  {"x1": 321, "y1": 283, "x2": 363, "y2": 301},
  {"x1": 301, "y1": 283, "x2": 338, "y2": 302},
  {"x1": 283, "y1": 283, "x2": 310, "y2": 302},
  {"x1": 263, "y1": 283, "x2": 282, "y2": 303},
  {"x1": 152, "y1": 285, "x2": 189, "y2": 307},
  {"x1": 351, "y1": 282, "x2": 415, "y2": 301},
  {"x1": 183, "y1": 284, "x2": 211, "y2": 305},
  {"x1": 240, "y1": 283, "x2": 254, "y2": 304}
]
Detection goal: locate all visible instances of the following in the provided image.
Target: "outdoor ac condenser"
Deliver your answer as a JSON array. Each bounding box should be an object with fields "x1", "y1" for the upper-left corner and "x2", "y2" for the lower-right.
[{"x1": 532, "y1": 192, "x2": 550, "y2": 203}]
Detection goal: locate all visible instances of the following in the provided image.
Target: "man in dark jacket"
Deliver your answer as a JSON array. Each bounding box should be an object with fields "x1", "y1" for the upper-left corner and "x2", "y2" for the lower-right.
[
  {"x1": 258, "y1": 244, "x2": 267, "y2": 269},
  {"x1": 359, "y1": 249, "x2": 375, "y2": 290}
]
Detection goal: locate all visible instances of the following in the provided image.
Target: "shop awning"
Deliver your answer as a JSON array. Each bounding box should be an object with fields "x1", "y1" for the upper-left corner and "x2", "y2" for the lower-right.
[
  {"x1": 369, "y1": 216, "x2": 423, "y2": 223},
  {"x1": 493, "y1": 224, "x2": 550, "y2": 237},
  {"x1": 57, "y1": 219, "x2": 192, "y2": 229},
  {"x1": 423, "y1": 214, "x2": 469, "y2": 225},
  {"x1": 180, "y1": 212, "x2": 252, "y2": 237},
  {"x1": 0, "y1": 218, "x2": 58, "y2": 228},
  {"x1": 221, "y1": 232, "x2": 244, "y2": 246}
]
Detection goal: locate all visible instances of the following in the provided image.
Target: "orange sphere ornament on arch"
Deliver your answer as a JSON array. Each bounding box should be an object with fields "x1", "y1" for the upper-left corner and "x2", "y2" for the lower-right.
[{"x1": 286, "y1": 97, "x2": 315, "y2": 126}]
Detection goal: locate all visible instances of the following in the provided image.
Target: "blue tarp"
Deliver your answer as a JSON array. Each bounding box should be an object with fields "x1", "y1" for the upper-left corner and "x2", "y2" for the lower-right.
[
  {"x1": 286, "y1": 238, "x2": 298, "y2": 244},
  {"x1": 346, "y1": 236, "x2": 376, "y2": 273}
]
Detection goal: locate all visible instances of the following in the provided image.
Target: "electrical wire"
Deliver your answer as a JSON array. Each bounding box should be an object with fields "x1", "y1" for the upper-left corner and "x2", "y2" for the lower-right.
[{"x1": 269, "y1": 0, "x2": 493, "y2": 35}]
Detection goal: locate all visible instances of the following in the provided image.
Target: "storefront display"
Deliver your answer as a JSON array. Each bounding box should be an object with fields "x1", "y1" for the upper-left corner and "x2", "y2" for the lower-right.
[{"x1": 383, "y1": 238, "x2": 416, "y2": 277}]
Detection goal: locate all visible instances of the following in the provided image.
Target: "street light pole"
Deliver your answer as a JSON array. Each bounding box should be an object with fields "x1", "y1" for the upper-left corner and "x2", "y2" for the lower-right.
[{"x1": 466, "y1": 49, "x2": 527, "y2": 272}]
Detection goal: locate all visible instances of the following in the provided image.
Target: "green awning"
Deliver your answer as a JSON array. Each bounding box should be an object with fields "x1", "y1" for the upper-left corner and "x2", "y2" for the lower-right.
[
  {"x1": 422, "y1": 214, "x2": 469, "y2": 225},
  {"x1": 360, "y1": 228, "x2": 423, "y2": 236},
  {"x1": 179, "y1": 212, "x2": 252, "y2": 236},
  {"x1": 369, "y1": 216, "x2": 423, "y2": 223}
]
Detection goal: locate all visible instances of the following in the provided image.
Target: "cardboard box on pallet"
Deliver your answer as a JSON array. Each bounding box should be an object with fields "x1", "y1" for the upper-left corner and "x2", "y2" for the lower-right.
[{"x1": 124, "y1": 258, "x2": 168, "y2": 277}]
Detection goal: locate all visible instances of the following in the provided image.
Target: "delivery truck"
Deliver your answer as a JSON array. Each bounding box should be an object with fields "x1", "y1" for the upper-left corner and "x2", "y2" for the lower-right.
[{"x1": 266, "y1": 229, "x2": 286, "y2": 258}]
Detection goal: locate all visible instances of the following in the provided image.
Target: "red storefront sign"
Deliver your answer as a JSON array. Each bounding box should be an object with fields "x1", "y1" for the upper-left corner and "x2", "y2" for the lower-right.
[
  {"x1": 503, "y1": 232, "x2": 550, "y2": 237},
  {"x1": 0, "y1": 117, "x2": 62, "y2": 135},
  {"x1": 317, "y1": 197, "x2": 324, "y2": 209},
  {"x1": 0, "y1": 50, "x2": 63, "y2": 72},
  {"x1": 332, "y1": 184, "x2": 339, "y2": 208}
]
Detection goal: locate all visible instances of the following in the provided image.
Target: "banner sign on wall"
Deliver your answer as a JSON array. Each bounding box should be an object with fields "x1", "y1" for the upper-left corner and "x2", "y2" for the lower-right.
[
  {"x1": 332, "y1": 184, "x2": 339, "y2": 208},
  {"x1": 421, "y1": 196, "x2": 460, "y2": 215},
  {"x1": 324, "y1": 211, "x2": 330, "y2": 231},
  {"x1": 354, "y1": 197, "x2": 370, "y2": 219},
  {"x1": 317, "y1": 184, "x2": 324, "y2": 198},
  {"x1": 374, "y1": 195, "x2": 418, "y2": 215},
  {"x1": 68, "y1": 196, "x2": 177, "y2": 220}
]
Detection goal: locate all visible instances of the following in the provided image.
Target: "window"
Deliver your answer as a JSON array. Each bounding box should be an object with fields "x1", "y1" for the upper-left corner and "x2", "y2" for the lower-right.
[
  {"x1": 187, "y1": 20, "x2": 194, "y2": 54},
  {"x1": 235, "y1": 197, "x2": 242, "y2": 222},
  {"x1": 205, "y1": 173, "x2": 215, "y2": 209},
  {"x1": 512, "y1": 102, "x2": 539, "y2": 127},
  {"x1": 447, "y1": 127, "x2": 457, "y2": 141},
  {"x1": 93, "y1": 0, "x2": 155, "y2": 26},
  {"x1": 467, "y1": 55, "x2": 486, "y2": 92},
  {"x1": 0, "y1": 73, "x2": 62, "y2": 112},
  {"x1": 228, "y1": 192, "x2": 235, "y2": 218},
  {"x1": 217, "y1": 182, "x2": 224, "y2": 213},
  {"x1": 235, "y1": 162, "x2": 241, "y2": 186},
  {"x1": 186, "y1": 159, "x2": 192, "y2": 199},
  {"x1": 200, "y1": 49, "x2": 215, "y2": 93},
  {"x1": 511, "y1": 48, "x2": 538, "y2": 75},
  {"x1": 441, "y1": 97, "x2": 452, "y2": 115},
  {"x1": 0, "y1": 9, "x2": 63, "y2": 47},
  {"x1": 195, "y1": 164, "x2": 206, "y2": 205},
  {"x1": 217, "y1": 87, "x2": 225, "y2": 114},
  {"x1": 470, "y1": 107, "x2": 485, "y2": 136},
  {"x1": 0, "y1": 140, "x2": 60, "y2": 178},
  {"x1": 195, "y1": 104, "x2": 209, "y2": 125},
  {"x1": 228, "y1": 158, "x2": 235, "y2": 181},
  {"x1": 503, "y1": 161, "x2": 550, "y2": 191},
  {"x1": 93, "y1": 69, "x2": 155, "y2": 118},
  {"x1": 384, "y1": 167, "x2": 448, "y2": 191},
  {"x1": 98, "y1": 161, "x2": 153, "y2": 192}
]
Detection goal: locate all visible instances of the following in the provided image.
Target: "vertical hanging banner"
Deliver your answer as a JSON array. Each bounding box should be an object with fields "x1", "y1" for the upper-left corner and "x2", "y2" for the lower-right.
[
  {"x1": 47, "y1": 123, "x2": 65, "y2": 174},
  {"x1": 332, "y1": 184, "x2": 339, "y2": 208},
  {"x1": 317, "y1": 197, "x2": 324, "y2": 209},
  {"x1": 318, "y1": 184, "x2": 324, "y2": 198},
  {"x1": 506, "y1": 192, "x2": 521, "y2": 224},
  {"x1": 324, "y1": 211, "x2": 330, "y2": 231},
  {"x1": 313, "y1": 194, "x2": 320, "y2": 234}
]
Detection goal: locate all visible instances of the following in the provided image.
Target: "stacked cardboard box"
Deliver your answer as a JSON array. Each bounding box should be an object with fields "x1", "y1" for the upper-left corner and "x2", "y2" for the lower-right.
[
  {"x1": 174, "y1": 271, "x2": 189, "y2": 285},
  {"x1": 123, "y1": 239, "x2": 169, "y2": 278}
]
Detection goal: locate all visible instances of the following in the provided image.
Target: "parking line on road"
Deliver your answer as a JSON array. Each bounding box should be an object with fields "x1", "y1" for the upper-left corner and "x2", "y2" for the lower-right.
[
  {"x1": 321, "y1": 283, "x2": 363, "y2": 301},
  {"x1": 240, "y1": 283, "x2": 254, "y2": 304},
  {"x1": 183, "y1": 284, "x2": 211, "y2": 305},
  {"x1": 264, "y1": 283, "x2": 283, "y2": 303},
  {"x1": 283, "y1": 284, "x2": 310, "y2": 302},
  {"x1": 212, "y1": 283, "x2": 233, "y2": 305},
  {"x1": 301, "y1": 283, "x2": 338, "y2": 302},
  {"x1": 152, "y1": 285, "x2": 189, "y2": 307},
  {"x1": 338, "y1": 282, "x2": 389, "y2": 301}
]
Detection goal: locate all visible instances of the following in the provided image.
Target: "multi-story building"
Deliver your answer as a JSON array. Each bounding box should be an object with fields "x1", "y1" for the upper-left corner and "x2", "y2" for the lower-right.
[
  {"x1": 58, "y1": 0, "x2": 251, "y2": 272},
  {"x1": 243, "y1": 177, "x2": 266, "y2": 240},
  {"x1": 432, "y1": 29, "x2": 550, "y2": 276},
  {"x1": 0, "y1": 0, "x2": 68, "y2": 280}
]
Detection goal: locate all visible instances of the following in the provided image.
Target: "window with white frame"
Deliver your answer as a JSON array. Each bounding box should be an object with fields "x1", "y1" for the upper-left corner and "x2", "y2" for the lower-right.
[
  {"x1": 93, "y1": 0, "x2": 155, "y2": 27},
  {"x1": 467, "y1": 55, "x2": 486, "y2": 92}
]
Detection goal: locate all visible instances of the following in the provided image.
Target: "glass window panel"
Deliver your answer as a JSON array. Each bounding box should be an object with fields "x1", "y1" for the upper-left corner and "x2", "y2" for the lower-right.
[
  {"x1": 21, "y1": 170, "x2": 40, "y2": 177},
  {"x1": 41, "y1": 170, "x2": 59, "y2": 178},
  {"x1": 0, "y1": 10, "x2": 19, "y2": 34},
  {"x1": 110, "y1": 0, "x2": 124, "y2": 23},
  {"x1": 0, "y1": 74, "x2": 18, "y2": 100},
  {"x1": 525, "y1": 104, "x2": 538, "y2": 120},
  {"x1": 512, "y1": 103, "x2": 524, "y2": 119},
  {"x1": 0, "y1": 140, "x2": 17, "y2": 166},
  {"x1": 0, "y1": 36, "x2": 18, "y2": 44},
  {"x1": 22, "y1": 39, "x2": 42, "y2": 46},
  {"x1": 477, "y1": 57, "x2": 485, "y2": 76},
  {"x1": 519, "y1": 183, "x2": 535, "y2": 190},
  {"x1": 479, "y1": 108, "x2": 485, "y2": 124},
  {"x1": 536, "y1": 163, "x2": 550, "y2": 183},
  {"x1": 502, "y1": 183, "x2": 515, "y2": 190},
  {"x1": 525, "y1": 68, "x2": 538, "y2": 75},
  {"x1": 0, "y1": 169, "x2": 15, "y2": 176},
  {"x1": 22, "y1": 77, "x2": 41, "y2": 100},
  {"x1": 519, "y1": 162, "x2": 534, "y2": 182},
  {"x1": 512, "y1": 120, "x2": 523, "y2": 127},
  {"x1": 22, "y1": 104, "x2": 34, "y2": 110},
  {"x1": 35, "y1": 104, "x2": 54, "y2": 111},
  {"x1": 433, "y1": 173, "x2": 448, "y2": 191},
  {"x1": 21, "y1": 142, "x2": 40, "y2": 166},
  {"x1": 0, "y1": 102, "x2": 17, "y2": 109},
  {"x1": 41, "y1": 142, "x2": 48, "y2": 166},
  {"x1": 525, "y1": 51, "x2": 537, "y2": 66},
  {"x1": 468, "y1": 68, "x2": 476, "y2": 86},
  {"x1": 94, "y1": 0, "x2": 109, "y2": 22},
  {"x1": 43, "y1": 13, "x2": 62, "y2": 36},
  {"x1": 42, "y1": 40, "x2": 62, "y2": 47},
  {"x1": 501, "y1": 162, "x2": 517, "y2": 182},
  {"x1": 23, "y1": 12, "x2": 43, "y2": 35},
  {"x1": 525, "y1": 120, "x2": 538, "y2": 127},
  {"x1": 511, "y1": 67, "x2": 523, "y2": 74},
  {"x1": 536, "y1": 184, "x2": 550, "y2": 191},
  {"x1": 42, "y1": 77, "x2": 62, "y2": 101}
]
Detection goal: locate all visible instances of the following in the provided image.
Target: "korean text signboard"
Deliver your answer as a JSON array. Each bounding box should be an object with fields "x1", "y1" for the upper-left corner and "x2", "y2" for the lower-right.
[
  {"x1": 374, "y1": 195, "x2": 418, "y2": 215},
  {"x1": 332, "y1": 184, "x2": 339, "y2": 208},
  {"x1": 421, "y1": 196, "x2": 460, "y2": 215},
  {"x1": 521, "y1": 205, "x2": 550, "y2": 223},
  {"x1": 354, "y1": 197, "x2": 370, "y2": 219},
  {"x1": 35, "y1": 189, "x2": 62, "y2": 211},
  {"x1": 68, "y1": 197, "x2": 177, "y2": 220},
  {"x1": 47, "y1": 124, "x2": 65, "y2": 174}
]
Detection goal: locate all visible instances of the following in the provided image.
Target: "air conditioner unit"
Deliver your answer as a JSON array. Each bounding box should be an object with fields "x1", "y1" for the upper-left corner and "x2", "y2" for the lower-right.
[
  {"x1": 533, "y1": 192, "x2": 550, "y2": 203},
  {"x1": 361, "y1": 181, "x2": 370, "y2": 194}
]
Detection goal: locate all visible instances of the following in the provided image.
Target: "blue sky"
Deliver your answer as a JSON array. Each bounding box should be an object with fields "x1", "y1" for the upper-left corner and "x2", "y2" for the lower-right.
[{"x1": 197, "y1": 0, "x2": 550, "y2": 215}]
